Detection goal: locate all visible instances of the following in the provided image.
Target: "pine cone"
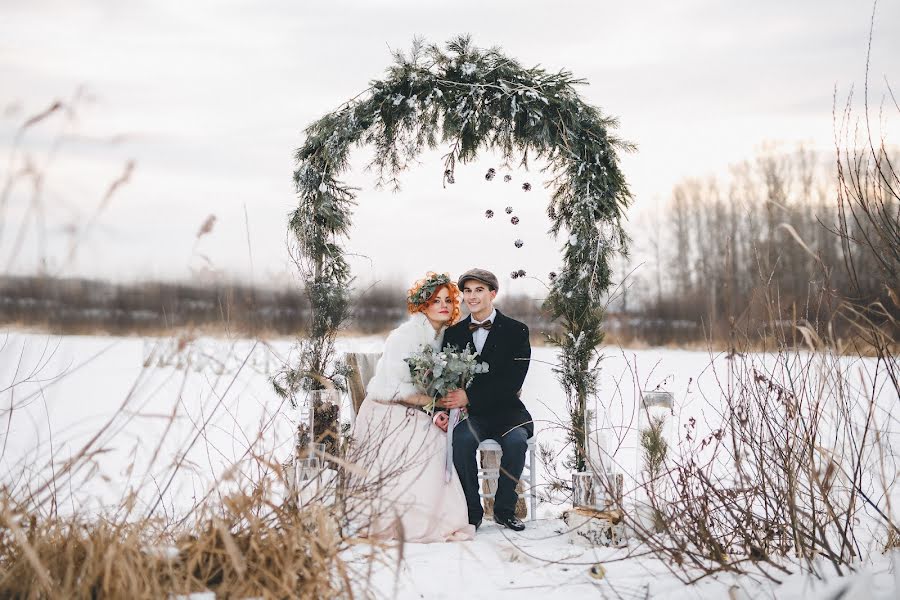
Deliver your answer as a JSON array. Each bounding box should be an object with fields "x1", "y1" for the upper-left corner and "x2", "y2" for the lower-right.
[{"x1": 485, "y1": 209, "x2": 494, "y2": 219}]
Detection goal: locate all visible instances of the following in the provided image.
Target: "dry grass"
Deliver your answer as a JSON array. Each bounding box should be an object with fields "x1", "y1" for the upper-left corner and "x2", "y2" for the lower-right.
[
  {"x1": 0, "y1": 478, "x2": 353, "y2": 599},
  {"x1": 885, "y1": 527, "x2": 900, "y2": 553},
  {"x1": 0, "y1": 331, "x2": 403, "y2": 599}
]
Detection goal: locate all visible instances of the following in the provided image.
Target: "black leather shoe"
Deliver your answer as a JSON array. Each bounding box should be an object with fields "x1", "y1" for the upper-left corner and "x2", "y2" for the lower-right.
[
  {"x1": 494, "y1": 514, "x2": 525, "y2": 531},
  {"x1": 473, "y1": 519, "x2": 483, "y2": 531}
]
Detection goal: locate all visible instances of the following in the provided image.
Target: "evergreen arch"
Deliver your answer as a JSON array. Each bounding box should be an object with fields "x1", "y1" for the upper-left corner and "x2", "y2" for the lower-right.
[{"x1": 281, "y1": 36, "x2": 634, "y2": 471}]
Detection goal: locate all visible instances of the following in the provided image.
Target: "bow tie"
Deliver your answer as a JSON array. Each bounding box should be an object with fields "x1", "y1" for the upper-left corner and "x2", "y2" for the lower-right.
[{"x1": 468, "y1": 320, "x2": 492, "y2": 332}]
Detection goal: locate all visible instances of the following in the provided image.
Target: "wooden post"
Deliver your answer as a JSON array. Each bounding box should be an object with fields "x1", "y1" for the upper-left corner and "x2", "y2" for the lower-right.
[{"x1": 346, "y1": 352, "x2": 381, "y2": 416}]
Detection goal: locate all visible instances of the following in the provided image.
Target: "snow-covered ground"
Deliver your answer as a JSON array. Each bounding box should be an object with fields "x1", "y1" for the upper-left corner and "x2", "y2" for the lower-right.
[
  {"x1": 1, "y1": 330, "x2": 898, "y2": 598},
  {"x1": 358, "y1": 519, "x2": 899, "y2": 599}
]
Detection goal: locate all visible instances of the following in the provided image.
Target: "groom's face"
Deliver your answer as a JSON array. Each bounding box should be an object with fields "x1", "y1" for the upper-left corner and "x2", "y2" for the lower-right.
[{"x1": 462, "y1": 280, "x2": 496, "y2": 317}]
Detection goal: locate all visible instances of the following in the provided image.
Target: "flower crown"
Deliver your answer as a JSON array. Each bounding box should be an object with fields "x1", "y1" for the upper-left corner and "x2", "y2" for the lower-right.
[{"x1": 407, "y1": 272, "x2": 452, "y2": 306}]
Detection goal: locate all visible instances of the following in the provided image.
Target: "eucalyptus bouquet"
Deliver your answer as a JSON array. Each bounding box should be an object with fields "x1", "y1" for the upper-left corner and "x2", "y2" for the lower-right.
[
  {"x1": 405, "y1": 344, "x2": 488, "y2": 415},
  {"x1": 406, "y1": 343, "x2": 488, "y2": 482}
]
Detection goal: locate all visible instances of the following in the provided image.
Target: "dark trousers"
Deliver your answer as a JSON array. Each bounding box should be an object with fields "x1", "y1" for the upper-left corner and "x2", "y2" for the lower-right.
[{"x1": 452, "y1": 416, "x2": 530, "y2": 524}]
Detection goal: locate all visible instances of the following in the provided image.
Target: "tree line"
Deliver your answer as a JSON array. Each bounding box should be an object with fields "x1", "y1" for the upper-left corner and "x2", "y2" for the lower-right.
[
  {"x1": 613, "y1": 144, "x2": 899, "y2": 346},
  {"x1": 0, "y1": 275, "x2": 552, "y2": 338}
]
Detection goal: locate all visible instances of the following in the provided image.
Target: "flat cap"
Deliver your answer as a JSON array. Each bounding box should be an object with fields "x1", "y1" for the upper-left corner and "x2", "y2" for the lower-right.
[{"x1": 457, "y1": 268, "x2": 499, "y2": 292}]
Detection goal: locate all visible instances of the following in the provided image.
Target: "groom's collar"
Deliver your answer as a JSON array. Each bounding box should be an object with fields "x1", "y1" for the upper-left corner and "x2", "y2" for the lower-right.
[
  {"x1": 461, "y1": 309, "x2": 504, "y2": 326},
  {"x1": 470, "y1": 308, "x2": 497, "y2": 325}
]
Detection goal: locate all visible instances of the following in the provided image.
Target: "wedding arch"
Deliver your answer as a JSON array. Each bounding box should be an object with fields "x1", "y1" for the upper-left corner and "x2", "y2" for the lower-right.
[{"x1": 279, "y1": 36, "x2": 633, "y2": 472}]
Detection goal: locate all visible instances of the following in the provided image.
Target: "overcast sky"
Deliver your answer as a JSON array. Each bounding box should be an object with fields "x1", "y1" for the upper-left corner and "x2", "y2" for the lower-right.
[{"x1": 1, "y1": 0, "x2": 898, "y2": 297}]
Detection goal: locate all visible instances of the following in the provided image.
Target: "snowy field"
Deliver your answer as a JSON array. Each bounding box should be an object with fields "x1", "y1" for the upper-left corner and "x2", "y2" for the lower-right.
[{"x1": 1, "y1": 330, "x2": 898, "y2": 598}]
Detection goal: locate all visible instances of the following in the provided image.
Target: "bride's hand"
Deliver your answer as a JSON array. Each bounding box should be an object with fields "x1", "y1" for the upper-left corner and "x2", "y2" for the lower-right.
[{"x1": 433, "y1": 411, "x2": 449, "y2": 432}]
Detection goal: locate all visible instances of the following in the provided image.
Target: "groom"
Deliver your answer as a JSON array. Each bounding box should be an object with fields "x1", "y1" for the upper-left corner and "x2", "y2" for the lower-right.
[{"x1": 439, "y1": 268, "x2": 533, "y2": 532}]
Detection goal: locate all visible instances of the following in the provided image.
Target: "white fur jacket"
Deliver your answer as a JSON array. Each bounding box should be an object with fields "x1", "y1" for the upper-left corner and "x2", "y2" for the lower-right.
[{"x1": 365, "y1": 312, "x2": 444, "y2": 401}]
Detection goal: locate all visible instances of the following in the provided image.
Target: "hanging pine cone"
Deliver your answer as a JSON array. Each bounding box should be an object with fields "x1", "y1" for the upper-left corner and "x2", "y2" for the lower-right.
[
  {"x1": 485, "y1": 168, "x2": 496, "y2": 181},
  {"x1": 514, "y1": 239, "x2": 523, "y2": 248},
  {"x1": 510, "y1": 271, "x2": 520, "y2": 279},
  {"x1": 503, "y1": 174, "x2": 512, "y2": 183},
  {"x1": 485, "y1": 209, "x2": 494, "y2": 219},
  {"x1": 505, "y1": 206, "x2": 513, "y2": 214},
  {"x1": 548, "y1": 206, "x2": 557, "y2": 219},
  {"x1": 444, "y1": 169, "x2": 455, "y2": 184},
  {"x1": 516, "y1": 269, "x2": 526, "y2": 277},
  {"x1": 522, "y1": 182, "x2": 532, "y2": 191},
  {"x1": 548, "y1": 271, "x2": 557, "y2": 280},
  {"x1": 510, "y1": 216, "x2": 519, "y2": 225}
]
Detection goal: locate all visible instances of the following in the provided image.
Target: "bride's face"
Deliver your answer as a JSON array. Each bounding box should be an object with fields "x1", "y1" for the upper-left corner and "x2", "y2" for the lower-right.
[{"x1": 423, "y1": 287, "x2": 453, "y2": 325}]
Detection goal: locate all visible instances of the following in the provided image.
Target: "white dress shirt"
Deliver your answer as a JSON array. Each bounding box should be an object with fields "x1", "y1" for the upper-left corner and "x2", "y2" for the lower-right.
[{"x1": 470, "y1": 308, "x2": 496, "y2": 355}]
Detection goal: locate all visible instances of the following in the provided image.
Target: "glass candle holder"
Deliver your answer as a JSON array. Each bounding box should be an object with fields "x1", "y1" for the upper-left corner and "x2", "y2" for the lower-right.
[{"x1": 295, "y1": 389, "x2": 341, "y2": 463}]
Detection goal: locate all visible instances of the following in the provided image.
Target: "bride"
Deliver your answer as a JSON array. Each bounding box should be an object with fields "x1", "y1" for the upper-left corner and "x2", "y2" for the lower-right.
[{"x1": 350, "y1": 272, "x2": 474, "y2": 542}]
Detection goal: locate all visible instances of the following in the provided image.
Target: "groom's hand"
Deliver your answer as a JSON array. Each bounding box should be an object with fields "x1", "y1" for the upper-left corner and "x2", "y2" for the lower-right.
[
  {"x1": 440, "y1": 389, "x2": 469, "y2": 409},
  {"x1": 433, "y1": 411, "x2": 449, "y2": 432}
]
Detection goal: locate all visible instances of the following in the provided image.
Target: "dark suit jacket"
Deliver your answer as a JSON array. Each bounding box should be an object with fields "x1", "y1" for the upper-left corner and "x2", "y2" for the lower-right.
[{"x1": 443, "y1": 309, "x2": 533, "y2": 437}]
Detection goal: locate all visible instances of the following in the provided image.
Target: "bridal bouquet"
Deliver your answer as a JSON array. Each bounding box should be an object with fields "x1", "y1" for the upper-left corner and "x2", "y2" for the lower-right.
[
  {"x1": 404, "y1": 344, "x2": 488, "y2": 415},
  {"x1": 405, "y1": 344, "x2": 488, "y2": 482}
]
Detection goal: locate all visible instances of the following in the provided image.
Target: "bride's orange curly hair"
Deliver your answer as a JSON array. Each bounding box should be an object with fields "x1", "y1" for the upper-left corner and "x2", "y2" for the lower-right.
[{"x1": 406, "y1": 272, "x2": 462, "y2": 324}]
